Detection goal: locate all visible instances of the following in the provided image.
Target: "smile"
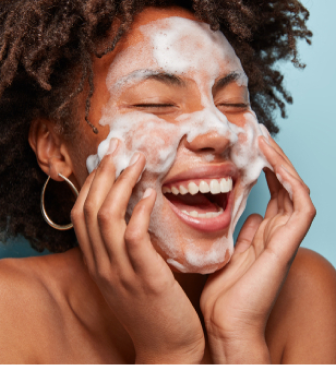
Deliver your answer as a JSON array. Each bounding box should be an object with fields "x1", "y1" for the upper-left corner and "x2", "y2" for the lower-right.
[
  {"x1": 161, "y1": 165, "x2": 237, "y2": 232},
  {"x1": 163, "y1": 177, "x2": 232, "y2": 218}
]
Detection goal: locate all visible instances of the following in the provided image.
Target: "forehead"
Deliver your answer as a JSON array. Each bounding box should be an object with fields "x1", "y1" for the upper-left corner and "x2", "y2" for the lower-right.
[{"x1": 105, "y1": 7, "x2": 244, "y2": 86}]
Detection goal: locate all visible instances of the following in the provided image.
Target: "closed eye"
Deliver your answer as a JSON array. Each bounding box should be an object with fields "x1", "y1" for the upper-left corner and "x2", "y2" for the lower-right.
[
  {"x1": 218, "y1": 103, "x2": 249, "y2": 108},
  {"x1": 133, "y1": 103, "x2": 176, "y2": 108},
  {"x1": 128, "y1": 103, "x2": 179, "y2": 116}
]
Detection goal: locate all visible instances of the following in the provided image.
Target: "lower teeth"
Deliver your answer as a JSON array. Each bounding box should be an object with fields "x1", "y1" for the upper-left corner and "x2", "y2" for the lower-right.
[{"x1": 181, "y1": 207, "x2": 224, "y2": 218}]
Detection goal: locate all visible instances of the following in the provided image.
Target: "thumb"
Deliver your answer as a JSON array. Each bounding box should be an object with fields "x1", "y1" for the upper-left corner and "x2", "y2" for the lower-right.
[{"x1": 235, "y1": 214, "x2": 263, "y2": 254}]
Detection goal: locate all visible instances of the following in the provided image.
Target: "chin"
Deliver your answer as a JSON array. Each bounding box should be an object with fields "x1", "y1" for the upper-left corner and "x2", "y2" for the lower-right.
[
  {"x1": 147, "y1": 173, "x2": 236, "y2": 274},
  {"x1": 167, "y1": 248, "x2": 232, "y2": 275},
  {"x1": 151, "y1": 229, "x2": 234, "y2": 274}
]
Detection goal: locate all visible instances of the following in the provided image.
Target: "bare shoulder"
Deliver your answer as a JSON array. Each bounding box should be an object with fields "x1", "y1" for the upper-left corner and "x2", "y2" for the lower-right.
[
  {"x1": 0, "y1": 248, "x2": 85, "y2": 363},
  {"x1": 0, "y1": 247, "x2": 84, "y2": 311},
  {"x1": 266, "y1": 247, "x2": 336, "y2": 363}
]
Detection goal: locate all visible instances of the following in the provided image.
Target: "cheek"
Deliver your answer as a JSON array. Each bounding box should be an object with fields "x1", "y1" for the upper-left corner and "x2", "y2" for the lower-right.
[
  {"x1": 69, "y1": 126, "x2": 110, "y2": 186},
  {"x1": 226, "y1": 113, "x2": 248, "y2": 128},
  {"x1": 230, "y1": 111, "x2": 267, "y2": 185},
  {"x1": 230, "y1": 116, "x2": 253, "y2": 155},
  {"x1": 121, "y1": 116, "x2": 181, "y2": 172},
  {"x1": 238, "y1": 132, "x2": 248, "y2": 145},
  {"x1": 237, "y1": 112, "x2": 259, "y2": 145}
]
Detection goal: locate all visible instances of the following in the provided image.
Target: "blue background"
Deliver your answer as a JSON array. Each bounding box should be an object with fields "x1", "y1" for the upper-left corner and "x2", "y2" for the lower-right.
[{"x1": 1, "y1": 0, "x2": 335, "y2": 268}]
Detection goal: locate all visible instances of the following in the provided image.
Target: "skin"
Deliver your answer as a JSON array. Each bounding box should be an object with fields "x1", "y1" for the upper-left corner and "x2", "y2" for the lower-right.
[
  {"x1": 85, "y1": 13, "x2": 266, "y2": 275},
  {"x1": 1, "y1": 6, "x2": 336, "y2": 364}
]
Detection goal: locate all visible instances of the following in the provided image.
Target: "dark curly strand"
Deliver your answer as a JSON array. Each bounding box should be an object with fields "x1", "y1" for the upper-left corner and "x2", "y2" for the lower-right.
[{"x1": 0, "y1": 0, "x2": 312, "y2": 253}]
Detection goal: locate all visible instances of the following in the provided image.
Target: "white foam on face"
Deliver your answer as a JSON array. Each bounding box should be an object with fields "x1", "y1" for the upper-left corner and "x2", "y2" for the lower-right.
[
  {"x1": 204, "y1": 154, "x2": 215, "y2": 162},
  {"x1": 167, "y1": 258, "x2": 189, "y2": 273},
  {"x1": 86, "y1": 17, "x2": 271, "y2": 274}
]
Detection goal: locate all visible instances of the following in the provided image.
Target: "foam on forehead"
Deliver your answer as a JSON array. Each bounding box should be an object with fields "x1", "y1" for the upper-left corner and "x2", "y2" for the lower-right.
[
  {"x1": 105, "y1": 17, "x2": 248, "y2": 99},
  {"x1": 140, "y1": 17, "x2": 241, "y2": 76},
  {"x1": 86, "y1": 15, "x2": 270, "y2": 274}
]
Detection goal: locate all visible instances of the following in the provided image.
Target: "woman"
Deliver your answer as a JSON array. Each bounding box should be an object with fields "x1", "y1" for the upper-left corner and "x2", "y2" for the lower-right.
[{"x1": 0, "y1": 0, "x2": 336, "y2": 363}]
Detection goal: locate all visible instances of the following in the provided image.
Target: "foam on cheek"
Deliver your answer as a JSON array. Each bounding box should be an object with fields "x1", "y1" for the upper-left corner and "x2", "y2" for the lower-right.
[
  {"x1": 228, "y1": 114, "x2": 270, "y2": 229},
  {"x1": 87, "y1": 112, "x2": 182, "y2": 177},
  {"x1": 86, "y1": 17, "x2": 272, "y2": 274}
]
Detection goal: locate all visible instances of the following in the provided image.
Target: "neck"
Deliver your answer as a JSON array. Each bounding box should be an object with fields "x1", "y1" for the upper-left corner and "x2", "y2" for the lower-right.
[
  {"x1": 173, "y1": 271, "x2": 208, "y2": 320},
  {"x1": 173, "y1": 272, "x2": 212, "y2": 363}
]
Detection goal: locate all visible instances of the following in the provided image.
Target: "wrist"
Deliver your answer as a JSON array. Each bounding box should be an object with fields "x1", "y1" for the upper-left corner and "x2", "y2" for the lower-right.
[
  {"x1": 207, "y1": 328, "x2": 271, "y2": 364},
  {"x1": 135, "y1": 341, "x2": 205, "y2": 364},
  {"x1": 135, "y1": 350, "x2": 204, "y2": 364}
]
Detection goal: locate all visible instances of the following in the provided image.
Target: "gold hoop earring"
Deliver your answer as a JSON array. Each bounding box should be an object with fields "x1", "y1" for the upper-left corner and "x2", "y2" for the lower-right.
[{"x1": 40, "y1": 173, "x2": 79, "y2": 231}]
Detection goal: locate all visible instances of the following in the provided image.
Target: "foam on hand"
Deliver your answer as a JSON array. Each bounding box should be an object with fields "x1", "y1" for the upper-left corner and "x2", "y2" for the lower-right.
[{"x1": 86, "y1": 17, "x2": 271, "y2": 274}]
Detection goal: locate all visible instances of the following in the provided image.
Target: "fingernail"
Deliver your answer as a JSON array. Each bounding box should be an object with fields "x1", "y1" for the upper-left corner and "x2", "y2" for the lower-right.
[
  {"x1": 107, "y1": 138, "x2": 119, "y2": 155},
  {"x1": 143, "y1": 188, "x2": 153, "y2": 199},
  {"x1": 129, "y1": 152, "x2": 141, "y2": 166}
]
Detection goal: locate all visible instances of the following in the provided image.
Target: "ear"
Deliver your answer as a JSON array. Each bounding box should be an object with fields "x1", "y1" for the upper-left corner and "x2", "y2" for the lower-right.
[{"x1": 28, "y1": 119, "x2": 73, "y2": 182}]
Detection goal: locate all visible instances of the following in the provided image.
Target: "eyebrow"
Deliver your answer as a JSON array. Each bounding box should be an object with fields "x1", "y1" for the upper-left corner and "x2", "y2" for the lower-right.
[
  {"x1": 212, "y1": 71, "x2": 248, "y2": 94},
  {"x1": 118, "y1": 69, "x2": 186, "y2": 88},
  {"x1": 145, "y1": 71, "x2": 185, "y2": 86}
]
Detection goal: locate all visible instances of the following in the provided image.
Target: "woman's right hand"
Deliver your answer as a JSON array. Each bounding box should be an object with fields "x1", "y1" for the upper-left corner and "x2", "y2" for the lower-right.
[{"x1": 71, "y1": 140, "x2": 205, "y2": 364}]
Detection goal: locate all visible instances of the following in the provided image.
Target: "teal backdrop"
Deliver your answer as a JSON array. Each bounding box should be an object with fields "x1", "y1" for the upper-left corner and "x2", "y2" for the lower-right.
[{"x1": 1, "y1": 0, "x2": 335, "y2": 268}]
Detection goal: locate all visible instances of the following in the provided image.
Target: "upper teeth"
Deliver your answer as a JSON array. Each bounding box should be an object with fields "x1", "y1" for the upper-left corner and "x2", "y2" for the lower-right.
[{"x1": 163, "y1": 178, "x2": 233, "y2": 195}]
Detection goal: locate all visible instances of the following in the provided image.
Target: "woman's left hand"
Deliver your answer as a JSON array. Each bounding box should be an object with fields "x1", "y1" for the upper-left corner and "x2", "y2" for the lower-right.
[{"x1": 200, "y1": 135, "x2": 316, "y2": 364}]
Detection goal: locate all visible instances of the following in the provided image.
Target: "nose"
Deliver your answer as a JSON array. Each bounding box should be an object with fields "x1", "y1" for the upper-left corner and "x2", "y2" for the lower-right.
[
  {"x1": 181, "y1": 104, "x2": 239, "y2": 155},
  {"x1": 184, "y1": 131, "x2": 233, "y2": 155}
]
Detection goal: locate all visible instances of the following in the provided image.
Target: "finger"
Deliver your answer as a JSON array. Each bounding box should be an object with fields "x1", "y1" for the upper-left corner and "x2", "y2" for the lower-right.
[
  {"x1": 261, "y1": 136, "x2": 311, "y2": 198},
  {"x1": 86, "y1": 139, "x2": 119, "y2": 209},
  {"x1": 235, "y1": 214, "x2": 263, "y2": 254},
  {"x1": 124, "y1": 188, "x2": 169, "y2": 277},
  {"x1": 259, "y1": 136, "x2": 302, "y2": 182},
  {"x1": 282, "y1": 189, "x2": 293, "y2": 215},
  {"x1": 277, "y1": 165, "x2": 315, "y2": 228},
  {"x1": 264, "y1": 161, "x2": 293, "y2": 216},
  {"x1": 265, "y1": 166, "x2": 315, "y2": 262},
  {"x1": 276, "y1": 187, "x2": 288, "y2": 213},
  {"x1": 276, "y1": 186, "x2": 294, "y2": 215},
  {"x1": 101, "y1": 152, "x2": 146, "y2": 221},
  {"x1": 264, "y1": 168, "x2": 280, "y2": 219},
  {"x1": 71, "y1": 170, "x2": 97, "y2": 269},
  {"x1": 98, "y1": 153, "x2": 146, "y2": 262},
  {"x1": 259, "y1": 126, "x2": 292, "y2": 167},
  {"x1": 264, "y1": 168, "x2": 281, "y2": 197},
  {"x1": 267, "y1": 137, "x2": 292, "y2": 166},
  {"x1": 84, "y1": 139, "x2": 120, "y2": 263}
]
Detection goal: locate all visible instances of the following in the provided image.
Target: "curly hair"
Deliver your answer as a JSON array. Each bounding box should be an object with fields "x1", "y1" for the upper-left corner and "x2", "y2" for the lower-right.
[{"x1": 0, "y1": 0, "x2": 312, "y2": 253}]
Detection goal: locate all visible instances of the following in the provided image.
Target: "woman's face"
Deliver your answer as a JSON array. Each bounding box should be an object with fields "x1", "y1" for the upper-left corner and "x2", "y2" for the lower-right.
[{"x1": 71, "y1": 7, "x2": 267, "y2": 274}]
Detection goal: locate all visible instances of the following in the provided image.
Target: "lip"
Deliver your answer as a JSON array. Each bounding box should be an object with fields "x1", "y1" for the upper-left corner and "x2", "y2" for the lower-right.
[
  {"x1": 162, "y1": 163, "x2": 239, "y2": 186},
  {"x1": 162, "y1": 163, "x2": 238, "y2": 233}
]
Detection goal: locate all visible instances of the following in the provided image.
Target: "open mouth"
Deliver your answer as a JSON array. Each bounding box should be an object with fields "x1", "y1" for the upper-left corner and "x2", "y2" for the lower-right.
[{"x1": 162, "y1": 177, "x2": 234, "y2": 232}]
